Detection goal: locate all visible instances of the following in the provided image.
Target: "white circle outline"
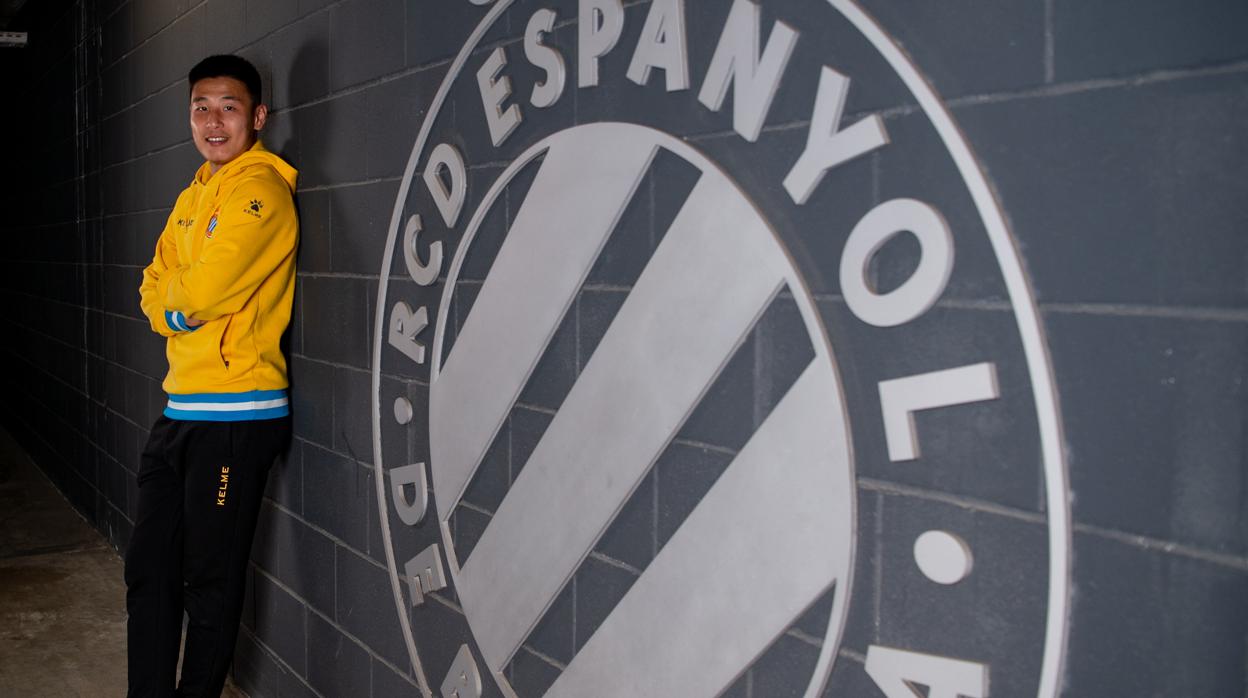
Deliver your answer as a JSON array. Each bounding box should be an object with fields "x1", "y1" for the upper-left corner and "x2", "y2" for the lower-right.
[{"x1": 369, "y1": 2, "x2": 1072, "y2": 696}]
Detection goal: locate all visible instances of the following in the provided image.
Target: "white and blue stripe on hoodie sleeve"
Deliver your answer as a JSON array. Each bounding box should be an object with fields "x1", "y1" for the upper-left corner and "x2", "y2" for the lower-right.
[{"x1": 164, "y1": 310, "x2": 200, "y2": 333}]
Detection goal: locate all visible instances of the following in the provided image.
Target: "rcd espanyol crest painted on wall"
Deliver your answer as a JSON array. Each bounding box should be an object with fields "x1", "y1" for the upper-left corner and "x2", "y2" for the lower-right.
[{"x1": 371, "y1": 1, "x2": 1070, "y2": 696}]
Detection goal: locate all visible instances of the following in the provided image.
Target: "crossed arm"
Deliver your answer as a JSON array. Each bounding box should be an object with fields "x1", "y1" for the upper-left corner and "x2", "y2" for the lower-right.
[{"x1": 139, "y1": 177, "x2": 294, "y2": 336}]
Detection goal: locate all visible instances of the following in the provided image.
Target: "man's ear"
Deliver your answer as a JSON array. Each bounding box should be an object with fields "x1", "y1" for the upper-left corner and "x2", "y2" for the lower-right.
[{"x1": 252, "y1": 104, "x2": 269, "y2": 132}]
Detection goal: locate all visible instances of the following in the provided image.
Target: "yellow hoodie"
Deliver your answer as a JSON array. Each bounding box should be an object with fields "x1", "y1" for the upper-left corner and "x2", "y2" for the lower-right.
[{"x1": 138, "y1": 141, "x2": 298, "y2": 421}]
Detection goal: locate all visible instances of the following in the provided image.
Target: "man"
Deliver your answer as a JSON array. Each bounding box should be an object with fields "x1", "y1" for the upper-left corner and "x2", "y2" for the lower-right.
[{"x1": 128, "y1": 54, "x2": 297, "y2": 697}]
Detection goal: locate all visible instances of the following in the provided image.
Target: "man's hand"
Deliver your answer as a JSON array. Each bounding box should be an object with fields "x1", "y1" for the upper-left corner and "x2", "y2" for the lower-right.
[{"x1": 185, "y1": 317, "x2": 205, "y2": 327}]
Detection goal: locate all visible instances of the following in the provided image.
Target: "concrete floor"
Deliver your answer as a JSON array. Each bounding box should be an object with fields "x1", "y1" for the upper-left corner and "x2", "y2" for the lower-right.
[{"x1": 0, "y1": 428, "x2": 246, "y2": 697}]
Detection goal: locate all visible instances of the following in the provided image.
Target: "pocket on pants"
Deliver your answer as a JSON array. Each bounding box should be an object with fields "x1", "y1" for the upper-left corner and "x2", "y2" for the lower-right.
[{"x1": 136, "y1": 417, "x2": 176, "y2": 485}]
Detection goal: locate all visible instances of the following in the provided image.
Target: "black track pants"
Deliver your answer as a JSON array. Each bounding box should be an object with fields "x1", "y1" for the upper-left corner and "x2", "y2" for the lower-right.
[{"x1": 124, "y1": 415, "x2": 290, "y2": 698}]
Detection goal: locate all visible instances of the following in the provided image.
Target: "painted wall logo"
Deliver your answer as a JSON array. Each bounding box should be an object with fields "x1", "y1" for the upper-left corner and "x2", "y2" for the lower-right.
[{"x1": 372, "y1": 1, "x2": 1069, "y2": 696}]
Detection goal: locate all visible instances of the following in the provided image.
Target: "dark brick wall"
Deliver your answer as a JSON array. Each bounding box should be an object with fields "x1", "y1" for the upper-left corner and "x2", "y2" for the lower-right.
[{"x1": 0, "y1": 1, "x2": 1244, "y2": 697}]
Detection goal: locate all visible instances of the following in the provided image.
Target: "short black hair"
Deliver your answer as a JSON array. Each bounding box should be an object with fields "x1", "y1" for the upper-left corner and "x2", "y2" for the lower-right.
[{"x1": 188, "y1": 54, "x2": 262, "y2": 106}]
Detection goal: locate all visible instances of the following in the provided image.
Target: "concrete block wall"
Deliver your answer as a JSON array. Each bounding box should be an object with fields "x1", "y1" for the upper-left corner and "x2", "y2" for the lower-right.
[{"x1": 0, "y1": 1, "x2": 1244, "y2": 696}]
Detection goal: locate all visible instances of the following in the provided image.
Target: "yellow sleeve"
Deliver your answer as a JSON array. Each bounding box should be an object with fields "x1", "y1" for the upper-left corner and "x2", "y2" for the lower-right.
[
  {"x1": 156, "y1": 175, "x2": 296, "y2": 322},
  {"x1": 139, "y1": 206, "x2": 189, "y2": 337}
]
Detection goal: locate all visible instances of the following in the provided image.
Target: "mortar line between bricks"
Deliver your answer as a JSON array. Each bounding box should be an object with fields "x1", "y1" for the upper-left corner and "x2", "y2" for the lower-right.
[
  {"x1": 942, "y1": 59, "x2": 1248, "y2": 110},
  {"x1": 587, "y1": 549, "x2": 643, "y2": 576},
  {"x1": 253, "y1": 563, "x2": 447, "y2": 687},
  {"x1": 4, "y1": 188, "x2": 396, "y2": 228},
  {"x1": 1043, "y1": 0, "x2": 1056, "y2": 83},
  {"x1": 245, "y1": 55, "x2": 449, "y2": 115},
  {"x1": 378, "y1": 272, "x2": 461, "y2": 285},
  {"x1": 87, "y1": 350, "x2": 163, "y2": 389},
  {"x1": 41, "y1": 396, "x2": 144, "y2": 463},
  {"x1": 298, "y1": 437, "x2": 377, "y2": 472},
  {"x1": 858, "y1": 477, "x2": 1048, "y2": 523},
  {"x1": 580, "y1": 283, "x2": 636, "y2": 293},
  {"x1": 68, "y1": 299, "x2": 1248, "y2": 387},
  {"x1": 467, "y1": 160, "x2": 515, "y2": 171},
  {"x1": 100, "y1": 205, "x2": 180, "y2": 218},
  {"x1": 6, "y1": 343, "x2": 96, "y2": 401},
  {"x1": 98, "y1": 308, "x2": 152, "y2": 324},
  {"x1": 1071, "y1": 523, "x2": 1248, "y2": 571},
  {"x1": 98, "y1": 1, "x2": 209, "y2": 104},
  {"x1": 25, "y1": 165, "x2": 97, "y2": 196},
  {"x1": 100, "y1": 0, "x2": 127, "y2": 25},
  {"x1": 7, "y1": 380, "x2": 151, "y2": 462},
  {"x1": 99, "y1": 0, "x2": 344, "y2": 120},
  {"x1": 810, "y1": 293, "x2": 1248, "y2": 322},
  {"x1": 369, "y1": 657, "x2": 422, "y2": 694},
  {"x1": 286, "y1": 356, "x2": 357, "y2": 378},
  {"x1": 512, "y1": 400, "x2": 557, "y2": 416},
  {"x1": 666, "y1": 436, "x2": 738, "y2": 457},
  {"x1": 458, "y1": 500, "x2": 495, "y2": 517},
  {"x1": 872, "y1": 491, "x2": 883, "y2": 641},
  {"x1": 30, "y1": 389, "x2": 151, "y2": 446},
  {"x1": 1039, "y1": 302, "x2": 1248, "y2": 323},
  {"x1": 14, "y1": 37, "x2": 71, "y2": 87},
  {"x1": 785, "y1": 626, "x2": 824, "y2": 649},
  {"x1": 105, "y1": 137, "x2": 195, "y2": 169},
  {"x1": 26, "y1": 4, "x2": 1248, "y2": 126},
  {"x1": 11, "y1": 396, "x2": 146, "y2": 481},
  {"x1": 21, "y1": 334, "x2": 113, "y2": 393},
  {"x1": 839, "y1": 648, "x2": 867, "y2": 663},
  {"x1": 864, "y1": 474, "x2": 1248, "y2": 569},
  {"x1": 236, "y1": 626, "x2": 326, "y2": 698},
  {"x1": 100, "y1": 0, "x2": 642, "y2": 123},
  {"x1": 516, "y1": 644, "x2": 569, "y2": 671},
  {"x1": 292, "y1": 176, "x2": 403, "y2": 193},
  {"x1": 570, "y1": 556, "x2": 580, "y2": 657},
  {"x1": 3, "y1": 289, "x2": 146, "y2": 318},
  {"x1": 287, "y1": 353, "x2": 427, "y2": 387},
  {"x1": 3, "y1": 407, "x2": 102, "y2": 489},
  {"x1": 0, "y1": 220, "x2": 101, "y2": 234},
  {"x1": 7, "y1": 314, "x2": 165, "y2": 384},
  {"x1": 296, "y1": 270, "x2": 383, "y2": 280},
  {"x1": 102, "y1": 495, "x2": 132, "y2": 529},
  {"x1": 684, "y1": 58, "x2": 1248, "y2": 139},
  {"x1": 257, "y1": 498, "x2": 387, "y2": 582},
  {"x1": 2, "y1": 288, "x2": 83, "y2": 309},
  {"x1": 425, "y1": 584, "x2": 466, "y2": 615},
  {"x1": 3, "y1": 259, "x2": 124, "y2": 270}
]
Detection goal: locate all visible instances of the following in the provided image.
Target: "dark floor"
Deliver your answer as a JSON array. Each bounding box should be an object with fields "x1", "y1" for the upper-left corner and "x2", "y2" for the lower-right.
[{"x1": 0, "y1": 427, "x2": 246, "y2": 697}]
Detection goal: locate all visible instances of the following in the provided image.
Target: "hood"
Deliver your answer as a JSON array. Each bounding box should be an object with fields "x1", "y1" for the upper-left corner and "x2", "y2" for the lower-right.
[{"x1": 194, "y1": 140, "x2": 298, "y2": 193}]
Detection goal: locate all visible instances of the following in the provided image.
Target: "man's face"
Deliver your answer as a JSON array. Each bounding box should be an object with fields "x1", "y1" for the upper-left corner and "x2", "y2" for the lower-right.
[{"x1": 190, "y1": 76, "x2": 267, "y2": 172}]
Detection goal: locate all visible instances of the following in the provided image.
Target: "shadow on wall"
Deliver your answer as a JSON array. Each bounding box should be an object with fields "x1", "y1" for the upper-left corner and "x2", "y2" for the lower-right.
[
  {"x1": 230, "y1": 38, "x2": 333, "y2": 691},
  {"x1": 271, "y1": 39, "x2": 329, "y2": 444}
]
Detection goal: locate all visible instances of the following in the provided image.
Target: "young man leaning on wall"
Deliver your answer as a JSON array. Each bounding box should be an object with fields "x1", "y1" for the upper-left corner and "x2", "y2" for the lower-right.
[{"x1": 128, "y1": 54, "x2": 298, "y2": 698}]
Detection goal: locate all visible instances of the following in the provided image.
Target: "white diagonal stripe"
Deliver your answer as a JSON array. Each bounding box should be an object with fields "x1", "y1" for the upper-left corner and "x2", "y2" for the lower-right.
[
  {"x1": 455, "y1": 164, "x2": 790, "y2": 673},
  {"x1": 546, "y1": 360, "x2": 852, "y2": 697},
  {"x1": 429, "y1": 125, "x2": 658, "y2": 518}
]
